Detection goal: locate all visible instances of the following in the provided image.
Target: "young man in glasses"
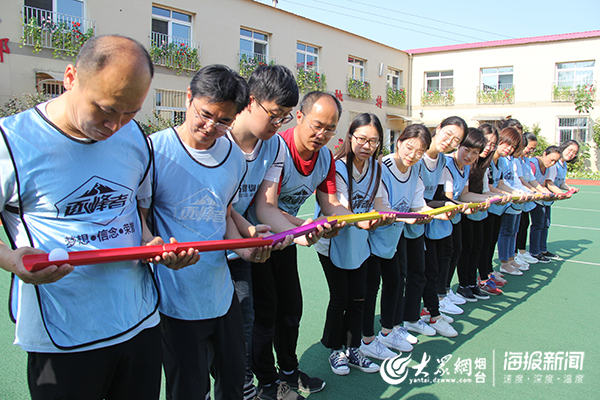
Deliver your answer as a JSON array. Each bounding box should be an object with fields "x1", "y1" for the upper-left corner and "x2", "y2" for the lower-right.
[
  {"x1": 226, "y1": 65, "x2": 301, "y2": 400},
  {"x1": 140, "y1": 65, "x2": 276, "y2": 400},
  {"x1": 252, "y1": 91, "x2": 374, "y2": 398}
]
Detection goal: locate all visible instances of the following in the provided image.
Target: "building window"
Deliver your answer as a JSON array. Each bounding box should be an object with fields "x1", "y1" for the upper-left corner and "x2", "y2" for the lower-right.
[
  {"x1": 297, "y1": 42, "x2": 319, "y2": 70},
  {"x1": 422, "y1": 70, "x2": 454, "y2": 106},
  {"x1": 387, "y1": 68, "x2": 402, "y2": 89},
  {"x1": 25, "y1": 0, "x2": 84, "y2": 21},
  {"x1": 152, "y1": 6, "x2": 192, "y2": 44},
  {"x1": 556, "y1": 61, "x2": 594, "y2": 88},
  {"x1": 348, "y1": 56, "x2": 365, "y2": 81},
  {"x1": 240, "y1": 28, "x2": 269, "y2": 62},
  {"x1": 36, "y1": 72, "x2": 65, "y2": 98},
  {"x1": 481, "y1": 67, "x2": 513, "y2": 91},
  {"x1": 155, "y1": 89, "x2": 187, "y2": 125},
  {"x1": 558, "y1": 117, "x2": 588, "y2": 143},
  {"x1": 426, "y1": 70, "x2": 453, "y2": 93},
  {"x1": 150, "y1": 6, "x2": 199, "y2": 73},
  {"x1": 477, "y1": 67, "x2": 514, "y2": 104}
]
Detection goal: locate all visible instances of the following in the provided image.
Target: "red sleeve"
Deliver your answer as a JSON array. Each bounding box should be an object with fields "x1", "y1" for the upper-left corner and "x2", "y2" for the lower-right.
[{"x1": 317, "y1": 153, "x2": 337, "y2": 194}]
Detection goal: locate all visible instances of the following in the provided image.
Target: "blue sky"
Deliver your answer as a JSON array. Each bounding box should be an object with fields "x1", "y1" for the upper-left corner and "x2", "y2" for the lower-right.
[{"x1": 253, "y1": 0, "x2": 600, "y2": 50}]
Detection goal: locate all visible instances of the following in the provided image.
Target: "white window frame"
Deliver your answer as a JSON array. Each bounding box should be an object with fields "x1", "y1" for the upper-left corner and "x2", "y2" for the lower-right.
[
  {"x1": 25, "y1": 0, "x2": 85, "y2": 24},
  {"x1": 480, "y1": 67, "x2": 514, "y2": 91},
  {"x1": 557, "y1": 116, "x2": 589, "y2": 143},
  {"x1": 555, "y1": 61, "x2": 595, "y2": 88},
  {"x1": 240, "y1": 27, "x2": 269, "y2": 59},
  {"x1": 387, "y1": 67, "x2": 402, "y2": 89},
  {"x1": 348, "y1": 56, "x2": 365, "y2": 81},
  {"x1": 425, "y1": 70, "x2": 453, "y2": 92},
  {"x1": 297, "y1": 42, "x2": 319, "y2": 70},
  {"x1": 151, "y1": 5, "x2": 193, "y2": 43}
]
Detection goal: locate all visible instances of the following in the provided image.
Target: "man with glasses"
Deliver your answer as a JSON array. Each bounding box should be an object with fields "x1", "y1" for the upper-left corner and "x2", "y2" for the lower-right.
[
  {"x1": 226, "y1": 65, "x2": 300, "y2": 400},
  {"x1": 141, "y1": 65, "x2": 275, "y2": 400},
  {"x1": 252, "y1": 91, "x2": 352, "y2": 399}
]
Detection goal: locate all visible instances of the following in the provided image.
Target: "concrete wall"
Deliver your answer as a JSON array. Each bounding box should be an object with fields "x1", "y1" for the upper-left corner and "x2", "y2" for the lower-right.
[
  {"x1": 410, "y1": 37, "x2": 599, "y2": 170},
  {"x1": 0, "y1": 0, "x2": 411, "y2": 146}
]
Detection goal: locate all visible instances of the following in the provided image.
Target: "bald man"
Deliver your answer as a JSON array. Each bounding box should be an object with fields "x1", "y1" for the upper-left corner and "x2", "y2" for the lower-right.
[{"x1": 0, "y1": 35, "x2": 196, "y2": 400}]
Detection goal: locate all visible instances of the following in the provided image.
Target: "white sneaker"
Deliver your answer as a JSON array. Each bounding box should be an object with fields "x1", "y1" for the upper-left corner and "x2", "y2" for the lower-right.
[
  {"x1": 429, "y1": 318, "x2": 458, "y2": 337},
  {"x1": 421, "y1": 311, "x2": 454, "y2": 324},
  {"x1": 439, "y1": 297, "x2": 464, "y2": 315},
  {"x1": 360, "y1": 337, "x2": 398, "y2": 360},
  {"x1": 377, "y1": 330, "x2": 413, "y2": 352},
  {"x1": 513, "y1": 256, "x2": 530, "y2": 268},
  {"x1": 404, "y1": 320, "x2": 436, "y2": 336},
  {"x1": 446, "y1": 289, "x2": 467, "y2": 305},
  {"x1": 513, "y1": 261, "x2": 529, "y2": 271},
  {"x1": 394, "y1": 326, "x2": 418, "y2": 345},
  {"x1": 519, "y1": 252, "x2": 538, "y2": 264}
]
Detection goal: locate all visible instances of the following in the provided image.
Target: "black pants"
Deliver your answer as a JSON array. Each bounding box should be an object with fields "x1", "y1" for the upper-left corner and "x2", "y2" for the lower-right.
[
  {"x1": 227, "y1": 258, "x2": 256, "y2": 399},
  {"x1": 457, "y1": 217, "x2": 485, "y2": 287},
  {"x1": 161, "y1": 296, "x2": 246, "y2": 400},
  {"x1": 251, "y1": 245, "x2": 302, "y2": 386},
  {"x1": 403, "y1": 235, "x2": 427, "y2": 322},
  {"x1": 423, "y1": 236, "x2": 448, "y2": 318},
  {"x1": 480, "y1": 213, "x2": 503, "y2": 279},
  {"x1": 515, "y1": 211, "x2": 530, "y2": 252},
  {"x1": 28, "y1": 325, "x2": 162, "y2": 400},
  {"x1": 319, "y1": 254, "x2": 368, "y2": 349},
  {"x1": 363, "y1": 254, "x2": 400, "y2": 335},
  {"x1": 442, "y1": 220, "x2": 462, "y2": 291}
]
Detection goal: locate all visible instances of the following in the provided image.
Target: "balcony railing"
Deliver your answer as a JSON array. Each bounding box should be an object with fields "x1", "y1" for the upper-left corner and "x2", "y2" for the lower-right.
[
  {"x1": 150, "y1": 32, "x2": 201, "y2": 75},
  {"x1": 296, "y1": 66, "x2": 327, "y2": 93},
  {"x1": 552, "y1": 82, "x2": 596, "y2": 102},
  {"x1": 476, "y1": 84, "x2": 515, "y2": 105},
  {"x1": 421, "y1": 88, "x2": 455, "y2": 106},
  {"x1": 347, "y1": 77, "x2": 372, "y2": 100},
  {"x1": 238, "y1": 50, "x2": 276, "y2": 78},
  {"x1": 387, "y1": 85, "x2": 406, "y2": 107},
  {"x1": 21, "y1": 5, "x2": 96, "y2": 59}
]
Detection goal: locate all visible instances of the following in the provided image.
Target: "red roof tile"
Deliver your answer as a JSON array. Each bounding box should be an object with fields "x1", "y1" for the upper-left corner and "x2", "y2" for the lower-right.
[{"x1": 405, "y1": 30, "x2": 600, "y2": 54}]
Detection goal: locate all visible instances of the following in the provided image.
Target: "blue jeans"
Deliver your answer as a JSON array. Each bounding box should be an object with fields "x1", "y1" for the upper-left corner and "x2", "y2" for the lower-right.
[
  {"x1": 529, "y1": 205, "x2": 551, "y2": 255},
  {"x1": 498, "y1": 213, "x2": 521, "y2": 261},
  {"x1": 227, "y1": 258, "x2": 256, "y2": 399}
]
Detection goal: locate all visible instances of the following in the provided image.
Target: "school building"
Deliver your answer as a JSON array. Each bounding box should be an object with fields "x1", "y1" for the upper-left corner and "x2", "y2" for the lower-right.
[{"x1": 0, "y1": 0, "x2": 598, "y2": 168}]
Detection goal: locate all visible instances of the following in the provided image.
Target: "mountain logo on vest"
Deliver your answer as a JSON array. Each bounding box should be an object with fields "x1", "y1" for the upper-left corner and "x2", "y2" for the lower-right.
[
  {"x1": 391, "y1": 197, "x2": 410, "y2": 213},
  {"x1": 55, "y1": 176, "x2": 133, "y2": 226},
  {"x1": 351, "y1": 189, "x2": 372, "y2": 212},
  {"x1": 279, "y1": 184, "x2": 313, "y2": 215},
  {"x1": 175, "y1": 188, "x2": 226, "y2": 239}
]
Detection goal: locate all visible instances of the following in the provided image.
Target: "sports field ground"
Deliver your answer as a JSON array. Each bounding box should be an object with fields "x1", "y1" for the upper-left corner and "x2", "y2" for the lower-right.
[{"x1": 1, "y1": 184, "x2": 598, "y2": 399}]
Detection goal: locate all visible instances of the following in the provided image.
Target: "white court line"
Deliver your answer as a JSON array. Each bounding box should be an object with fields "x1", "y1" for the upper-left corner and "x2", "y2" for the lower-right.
[
  {"x1": 561, "y1": 259, "x2": 600, "y2": 266},
  {"x1": 553, "y1": 206, "x2": 600, "y2": 213},
  {"x1": 297, "y1": 213, "x2": 314, "y2": 218},
  {"x1": 552, "y1": 224, "x2": 600, "y2": 231}
]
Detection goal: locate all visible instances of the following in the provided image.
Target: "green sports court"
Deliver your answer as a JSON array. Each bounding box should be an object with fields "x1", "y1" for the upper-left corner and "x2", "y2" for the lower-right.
[{"x1": 1, "y1": 183, "x2": 598, "y2": 399}]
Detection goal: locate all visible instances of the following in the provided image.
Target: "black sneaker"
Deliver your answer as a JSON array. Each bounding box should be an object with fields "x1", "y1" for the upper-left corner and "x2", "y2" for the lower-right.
[
  {"x1": 532, "y1": 253, "x2": 551, "y2": 263},
  {"x1": 279, "y1": 369, "x2": 325, "y2": 394},
  {"x1": 542, "y1": 251, "x2": 560, "y2": 260},
  {"x1": 456, "y1": 285, "x2": 477, "y2": 302},
  {"x1": 257, "y1": 382, "x2": 303, "y2": 400},
  {"x1": 470, "y1": 285, "x2": 490, "y2": 300}
]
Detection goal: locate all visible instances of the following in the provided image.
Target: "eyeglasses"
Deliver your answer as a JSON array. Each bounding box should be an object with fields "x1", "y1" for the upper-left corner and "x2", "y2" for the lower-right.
[
  {"x1": 190, "y1": 100, "x2": 233, "y2": 135},
  {"x1": 255, "y1": 99, "x2": 294, "y2": 126},
  {"x1": 352, "y1": 134, "x2": 380, "y2": 148},
  {"x1": 440, "y1": 129, "x2": 462, "y2": 146},
  {"x1": 301, "y1": 111, "x2": 337, "y2": 138},
  {"x1": 400, "y1": 141, "x2": 426, "y2": 158}
]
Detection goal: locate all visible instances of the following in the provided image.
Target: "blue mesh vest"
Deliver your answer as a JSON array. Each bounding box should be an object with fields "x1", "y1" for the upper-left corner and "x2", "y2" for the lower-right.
[{"x1": 149, "y1": 129, "x2": 246, "y2": 320}]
